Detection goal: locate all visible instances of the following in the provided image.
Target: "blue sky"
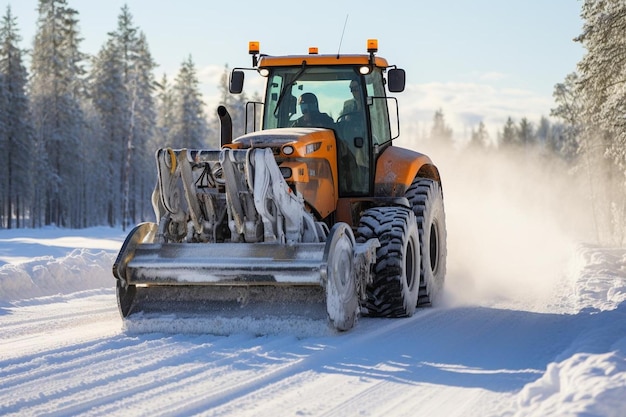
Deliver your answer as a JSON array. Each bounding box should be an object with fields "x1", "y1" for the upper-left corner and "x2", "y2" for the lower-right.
[{"x1": 6, "y1": 0, "x2": 584, "y2": 141}]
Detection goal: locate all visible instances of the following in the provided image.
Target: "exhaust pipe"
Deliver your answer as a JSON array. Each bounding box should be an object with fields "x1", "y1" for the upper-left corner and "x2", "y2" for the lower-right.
[{"x1": 218, "y1": 105, "x2": 232, "y2": 146}]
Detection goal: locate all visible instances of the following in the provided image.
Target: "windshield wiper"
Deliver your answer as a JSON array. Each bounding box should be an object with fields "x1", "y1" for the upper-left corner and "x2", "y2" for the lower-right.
[{"x1": 273, "y1": 61, "x2": 308, "y2": 118}]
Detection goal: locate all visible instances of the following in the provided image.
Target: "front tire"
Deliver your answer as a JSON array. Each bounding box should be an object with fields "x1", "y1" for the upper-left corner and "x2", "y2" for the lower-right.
[
  {"x1": 406, "y1": 178, "x2": 447, "y2": 306},
  {"x1": 357, "y1": 206, "x2": 420, "y2": 317}
]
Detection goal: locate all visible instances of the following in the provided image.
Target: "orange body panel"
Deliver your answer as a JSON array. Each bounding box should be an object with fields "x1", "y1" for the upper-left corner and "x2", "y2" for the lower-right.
[{"x1": 375, "y1": 146, "x2": 440, "y2": 197}]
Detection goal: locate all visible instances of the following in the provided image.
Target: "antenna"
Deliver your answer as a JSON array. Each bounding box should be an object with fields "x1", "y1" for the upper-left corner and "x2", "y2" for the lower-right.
[{"x1": 337, "y1": 14, "x2": 349, "y2": 58}]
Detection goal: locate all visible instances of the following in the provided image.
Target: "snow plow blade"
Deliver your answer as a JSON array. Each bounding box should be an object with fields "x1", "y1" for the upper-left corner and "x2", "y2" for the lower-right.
[{"x1": 113, "y1": 222, "x2": 377, "y2": 331}]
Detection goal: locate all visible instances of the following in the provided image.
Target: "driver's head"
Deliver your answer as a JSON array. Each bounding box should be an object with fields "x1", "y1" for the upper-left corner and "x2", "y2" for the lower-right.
[{"x1": 299, "y1": 93, "x2": 319, "y2": 114}]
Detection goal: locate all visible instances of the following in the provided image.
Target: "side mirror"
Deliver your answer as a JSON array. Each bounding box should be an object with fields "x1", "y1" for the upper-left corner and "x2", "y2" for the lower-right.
[
  {"x1": 229, "y1": 70, "x2": 244, "y2": 94},
  {"x1": 388, "y1": 68, "x2": 406, "y2": 93}
]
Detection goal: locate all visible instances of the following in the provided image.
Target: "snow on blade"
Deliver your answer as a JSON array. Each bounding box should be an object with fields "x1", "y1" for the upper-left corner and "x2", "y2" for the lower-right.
[{"x1": 123, "y1": 314, "x2": 335, "y2": 338}]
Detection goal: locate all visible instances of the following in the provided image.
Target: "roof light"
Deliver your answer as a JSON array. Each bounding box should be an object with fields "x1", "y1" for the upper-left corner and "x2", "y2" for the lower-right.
[
  {"x1": 367, "y1": 39, "x2": 378, "y2": 54},
  {"x1": 359, "y1": 66, "x2": 372, "y2": 75},
  {"x1": 249, "y1": 41, "x2": 260, "y2": 55},
  {"x1": 308, "y1": 47, "x2": 319, "y2": 54},
  {"x1": 366, "y1": 39, "x2": 378, "y2": 69},
  {"x1": 259, "y1": 68, "x2": 269, "y2": 77},
  {"x1": 249, "y1": 41, "x2": 260, "y2": 67}
]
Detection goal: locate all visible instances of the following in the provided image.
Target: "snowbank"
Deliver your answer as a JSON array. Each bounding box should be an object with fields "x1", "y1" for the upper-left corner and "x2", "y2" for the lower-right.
[
  {"x1": 0, "y1": 226, "x2": 122, "y2": 303},
  {"x1": 0, "y1": 249, "x2": 116, "y2": 303},
  {"x1": 510, "y1": 245, "x2": 626, "y2": 417}
]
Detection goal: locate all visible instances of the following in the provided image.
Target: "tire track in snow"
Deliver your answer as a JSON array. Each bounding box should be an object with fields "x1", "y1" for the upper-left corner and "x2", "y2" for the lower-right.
[
  {"x1": 0, "y1": 331, "x2": 259, "y2": 416},
  {"x1": 169, "y1": 311, "x2": 446, "y2": 415},
  {"x1": 1, "y1": 318, "x2": 309, "y2": 417},
  {"x1": 84, "y1": 334, "x2": 307, "y2": 416},
  {"x1": 198, "y1": 312, "x2": 457, "y2": 416},
  {"x1": 190, "y1": 304, "x2": 572, "y2": 417},
  {"x1": 0, "y1": 294, "x2": 120, "y2": 361},
  {"x1": 1, "y1": 290, "x2": 117, "y2": 335}
]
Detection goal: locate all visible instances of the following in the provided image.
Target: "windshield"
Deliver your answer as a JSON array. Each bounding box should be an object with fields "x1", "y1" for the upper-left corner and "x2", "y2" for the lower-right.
[
  {"x1": 263, "y1": 66, "x2": 362, "y2": 129},
  {"x1": 261, "y1": 65, "x2": 391, "y2": 196}
]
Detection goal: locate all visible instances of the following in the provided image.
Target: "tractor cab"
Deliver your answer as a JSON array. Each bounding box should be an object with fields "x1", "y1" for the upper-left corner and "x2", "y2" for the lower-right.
[{"x1": 230, "y1": 40, "x2": 406, "y2": 197}]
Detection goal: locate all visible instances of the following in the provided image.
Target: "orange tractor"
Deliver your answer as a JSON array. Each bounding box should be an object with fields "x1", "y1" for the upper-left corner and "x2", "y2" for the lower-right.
[{"x1": 113, "y1": 39, "x2": 447, "y2": 331}]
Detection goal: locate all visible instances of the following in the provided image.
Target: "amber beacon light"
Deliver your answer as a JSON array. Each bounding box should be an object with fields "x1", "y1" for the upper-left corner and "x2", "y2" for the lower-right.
[{"x1": 367, "y1": 39, "x2": 378, "y2": 53}]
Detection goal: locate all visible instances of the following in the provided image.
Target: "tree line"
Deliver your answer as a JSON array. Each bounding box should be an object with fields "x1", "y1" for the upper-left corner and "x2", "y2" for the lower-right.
[
  {"x1": 424, "y1": 109, "x2": 573, "y2": 158},
  {"x1": 0, "y1": 1, "x2": 250, "y2": 230},
  {"x1": 2, "y1": 1, "x2": 624, "y2": 243}
]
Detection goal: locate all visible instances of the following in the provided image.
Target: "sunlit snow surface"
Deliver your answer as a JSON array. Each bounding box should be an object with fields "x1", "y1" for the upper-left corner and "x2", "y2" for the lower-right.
[{"x1": 0, "y1": 224, "x2": 625, "y2": 416}]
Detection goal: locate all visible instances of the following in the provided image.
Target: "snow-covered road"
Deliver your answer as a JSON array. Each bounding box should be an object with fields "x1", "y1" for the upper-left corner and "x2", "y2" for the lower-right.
[{"x1": 1, "y1": 240, "x2": 625, "y2": 416}]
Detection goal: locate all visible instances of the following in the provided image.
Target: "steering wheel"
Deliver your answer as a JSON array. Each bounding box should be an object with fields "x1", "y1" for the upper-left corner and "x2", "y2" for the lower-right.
[{"x1": 336, "y1": 111, "x2": 360, "y2": 124}]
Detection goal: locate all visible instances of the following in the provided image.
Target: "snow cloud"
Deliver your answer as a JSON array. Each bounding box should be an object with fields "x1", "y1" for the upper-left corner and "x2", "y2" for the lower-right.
[{"x1": 403, "y1": 143, "x2": 596, "y2": 313}]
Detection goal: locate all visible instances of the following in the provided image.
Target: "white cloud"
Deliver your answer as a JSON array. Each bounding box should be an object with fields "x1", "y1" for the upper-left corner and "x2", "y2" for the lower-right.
[{"x1": 397, "y1": 81, "x2": 554, "y2": 144}]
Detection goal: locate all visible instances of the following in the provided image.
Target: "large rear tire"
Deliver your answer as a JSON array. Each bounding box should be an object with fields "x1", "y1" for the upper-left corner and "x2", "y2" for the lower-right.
[
  {"x1": 406, "y1": 178, "x2": 447, "y2": 306},
  {"x1": 356, "y1": 206, "x2": 420, "y2": 317},
  {"x1": 324, "y1": 223, "x2": 359, "y2": 331}
]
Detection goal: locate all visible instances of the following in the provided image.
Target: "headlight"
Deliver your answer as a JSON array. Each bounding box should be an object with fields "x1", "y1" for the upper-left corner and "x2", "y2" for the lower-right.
[{"x1": 282, "y1": 145, "x2": 295, "y2": 155}]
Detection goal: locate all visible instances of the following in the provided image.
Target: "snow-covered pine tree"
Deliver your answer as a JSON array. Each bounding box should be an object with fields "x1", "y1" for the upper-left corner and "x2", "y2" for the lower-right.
[
  {"x1": 30, "y1": 0, "x2": 87, "y2": 228},
  {"x1": 154, "y1": 73, "x2": 174, "y2": 148},
  {"x1": 91, "y1": 5, "x2": 157, "y2": 228},
  {"x1": 498, "y1": 117, "x2": 518, "y2": 147},
  {"x1": 469, "y1": 121, "x2": 489, "y2": 149},
  {"x1": 170, "y1": 56, "x2": 210, "y2": 148},
  {"x1": 550, "y1": 72, "x2": 581, "y2": 159},
  {"x1": 535, "y1": 116, "x2": 551, "y2": 149},
  {"x1": 90, "y1": 37, "x2": 127, "y2": 227},
  {"x1": 429, "y1": 109, "x2": 453, "y2": 145},
  {"x1": 573, "y1": 0, "x2": 626, "y2": 244},
  {"x1": 517, "y1": 118, "x2": 535, "y2": 146},
  {"x1": 576, "y1": 0, "x2": 626, "y2": 169},
  {"x1": 124, "y1": 31, "x2": 156, "y2": 227},
  {"x1": 0, "y1": 6, "x2": 34, "y2": 229},
  {"x1": 0, "y1": 68, "x2": 5, "y2": 225}
]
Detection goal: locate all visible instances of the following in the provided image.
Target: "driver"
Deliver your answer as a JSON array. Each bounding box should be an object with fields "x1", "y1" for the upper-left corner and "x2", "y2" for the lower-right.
[
  {"x1": 341, "y1": 80, "x2": 362, "y2": 115},
  {"x1": 291, "y1": 93, "x2": 334, "y2": 129},
  {"x1": 337, "y1": 79, "x2": 368, "y2": 192},
  {"x1": 338, "y1": 79, "x2": 367, "y2": 146}
]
